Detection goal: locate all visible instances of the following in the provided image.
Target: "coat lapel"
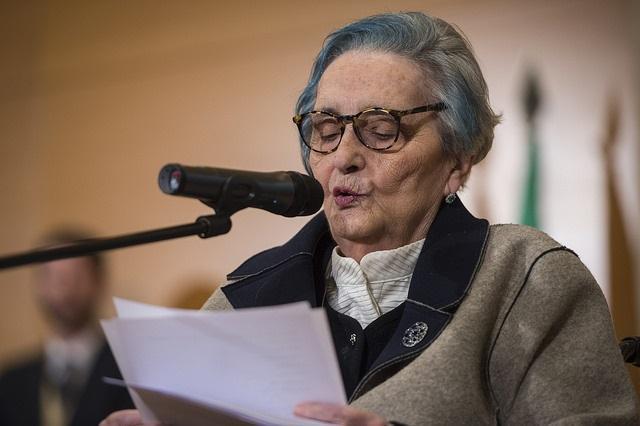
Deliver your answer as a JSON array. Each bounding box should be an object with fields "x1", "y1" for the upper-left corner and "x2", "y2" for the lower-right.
[{"x1": 221, "y1": 212, "x2": 333, "y2": 308}]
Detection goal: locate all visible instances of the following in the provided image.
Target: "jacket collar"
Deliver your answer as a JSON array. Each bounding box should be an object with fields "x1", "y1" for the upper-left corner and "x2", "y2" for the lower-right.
[
  {"x1": 409, "y1": 196, "x2": 489, "y2": 311},
  {"x1": 223, "y1": 212, "x2": 332, "y2": 307},
  {"x1": 227, "y1": 212, "x2": 331, "y2": 281}
]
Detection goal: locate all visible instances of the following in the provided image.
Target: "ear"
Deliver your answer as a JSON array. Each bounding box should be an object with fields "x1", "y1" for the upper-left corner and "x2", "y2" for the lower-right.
[{"x1": 443, "y1": 157, "x2": 473, "y2": 196}]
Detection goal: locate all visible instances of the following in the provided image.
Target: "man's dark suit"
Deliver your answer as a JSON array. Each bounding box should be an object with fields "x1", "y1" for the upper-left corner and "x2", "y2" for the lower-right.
[{"x1": 0, "y1": 341, "x2": 133, "y2": 426}]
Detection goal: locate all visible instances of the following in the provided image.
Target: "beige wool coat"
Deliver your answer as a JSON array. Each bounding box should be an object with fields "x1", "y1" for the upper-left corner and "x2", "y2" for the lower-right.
[{"x1": 203, "y1": 203, "x2": 639, "y2": 425}]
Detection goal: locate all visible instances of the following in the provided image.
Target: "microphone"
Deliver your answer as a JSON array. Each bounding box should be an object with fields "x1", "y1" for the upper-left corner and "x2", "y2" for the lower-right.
[{"x1": 158, "y1": 164, "x2": 324, "y2": 217}]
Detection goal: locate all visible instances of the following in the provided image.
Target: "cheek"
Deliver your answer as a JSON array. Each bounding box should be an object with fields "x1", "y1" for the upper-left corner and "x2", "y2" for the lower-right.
[
  {"x1": 374, "y1": 155, "x2": 424, "y2": 193},
  {"x1": 374, "y1": 150, "x2": 449, "y2": 199}
]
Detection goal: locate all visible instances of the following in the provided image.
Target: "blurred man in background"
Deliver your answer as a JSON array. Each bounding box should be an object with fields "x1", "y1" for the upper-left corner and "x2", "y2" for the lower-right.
[{"x1": 0, "y1": 229, "x2": 133, "y2": 426}]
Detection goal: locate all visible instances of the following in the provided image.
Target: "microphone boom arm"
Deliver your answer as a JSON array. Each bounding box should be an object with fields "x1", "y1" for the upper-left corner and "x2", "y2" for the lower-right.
[{"x1": 0, "y1": 214, "x2": 231, "y2": 271}]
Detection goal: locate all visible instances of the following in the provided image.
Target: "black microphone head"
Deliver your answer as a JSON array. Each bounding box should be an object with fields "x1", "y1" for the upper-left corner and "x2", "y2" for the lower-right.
[
  {"x1": 283, "y1": 172, "x2": 324, "y2": 217},
  {"x1": 158, "y1": 163, "x2": 323, "y2": 218},
  {"x1": 158, "y1": 164, "x2": 184, "y2": 195}
]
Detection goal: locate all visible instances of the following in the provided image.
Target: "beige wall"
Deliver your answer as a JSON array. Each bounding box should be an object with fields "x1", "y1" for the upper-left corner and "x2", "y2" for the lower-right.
[{"x1": 1, "y1": 0, "x2": 638, "y2": 370}]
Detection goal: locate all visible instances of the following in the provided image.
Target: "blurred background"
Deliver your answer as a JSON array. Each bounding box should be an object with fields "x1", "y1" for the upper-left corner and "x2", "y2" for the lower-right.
[{"x1": 1, "y1": 0, "x2": 638, "y2": 388}]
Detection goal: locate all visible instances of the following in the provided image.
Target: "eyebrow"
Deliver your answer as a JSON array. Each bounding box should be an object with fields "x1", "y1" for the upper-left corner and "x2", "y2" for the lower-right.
[
  {"x1": 313, "y1": 106, "x2": 340, "y2": 114},
  {"x1": 313, "y1": 104, "x2": 383, "y2": 115}
]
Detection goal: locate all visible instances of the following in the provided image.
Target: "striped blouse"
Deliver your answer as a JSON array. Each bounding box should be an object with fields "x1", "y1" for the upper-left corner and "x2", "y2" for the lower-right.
[{"x1": 325, "y1": 239, "x2": 425, "y2": 328}]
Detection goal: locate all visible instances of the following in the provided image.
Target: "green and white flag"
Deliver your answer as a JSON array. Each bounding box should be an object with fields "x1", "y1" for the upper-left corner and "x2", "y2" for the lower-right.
[{"x1": 521, "y1": 69, "x2": 541, "y2": 228}]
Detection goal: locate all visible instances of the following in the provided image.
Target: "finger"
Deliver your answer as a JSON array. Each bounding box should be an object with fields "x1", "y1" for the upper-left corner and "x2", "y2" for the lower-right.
[
  {"x1": 294, "y1": 402, "x2": 345, "y2": 423},
  {"x1": 339, "y1": 406, "x2": 388, "y2": 426},
  {"x1": 99, "y1": 409, "x2": 144, "y2": 426}
]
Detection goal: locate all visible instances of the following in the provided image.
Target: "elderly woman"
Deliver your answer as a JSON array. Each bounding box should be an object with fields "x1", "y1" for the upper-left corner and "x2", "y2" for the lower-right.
[{"x1": 103, "y1": 11, "x2": 638, "y2": 426}]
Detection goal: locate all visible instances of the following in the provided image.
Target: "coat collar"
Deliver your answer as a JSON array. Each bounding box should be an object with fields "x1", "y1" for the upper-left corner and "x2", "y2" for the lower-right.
[
  {"x1": 226, "y1": 212, "x2": 331, "y2": 281},
  {"x1": 223, "y1": 212, "x2": 332, "y2": 307},
  {"x1": 409, "y1": 196, "x2": 489, "y2": 311}
]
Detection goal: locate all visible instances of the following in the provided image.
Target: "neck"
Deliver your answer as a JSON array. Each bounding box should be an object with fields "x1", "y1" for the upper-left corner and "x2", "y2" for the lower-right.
[
  {"x1": 336, "y1": 238, "x2": 417, "y2": 263},
  {"x1": 336, "y1": 210, "x2": 437, "y2": 263}
]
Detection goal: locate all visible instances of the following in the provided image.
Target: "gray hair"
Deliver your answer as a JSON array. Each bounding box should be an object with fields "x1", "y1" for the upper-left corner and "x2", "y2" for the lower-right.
[{"x1": 295, "y1": 12, "x2": 500, "y2": 174}]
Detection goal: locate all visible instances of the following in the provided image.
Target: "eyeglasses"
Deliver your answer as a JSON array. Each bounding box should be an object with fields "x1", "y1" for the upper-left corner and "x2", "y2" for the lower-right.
[{"x1": 292, "y1": 102, "x2": 446, "y2": 154}]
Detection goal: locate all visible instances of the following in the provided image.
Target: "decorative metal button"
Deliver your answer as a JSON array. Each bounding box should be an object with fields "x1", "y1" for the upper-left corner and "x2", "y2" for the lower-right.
[
  {"x1": 349, "y1": 333, "x2": 357, "y2": 346},
  {"x1": 402, "y1": 322, "x2": 428, "y2": 347}
]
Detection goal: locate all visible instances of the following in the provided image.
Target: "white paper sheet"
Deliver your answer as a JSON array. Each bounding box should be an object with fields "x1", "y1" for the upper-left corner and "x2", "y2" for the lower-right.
[{"x1": 101, "y1": 299, "x2": 346, "y2": 425}]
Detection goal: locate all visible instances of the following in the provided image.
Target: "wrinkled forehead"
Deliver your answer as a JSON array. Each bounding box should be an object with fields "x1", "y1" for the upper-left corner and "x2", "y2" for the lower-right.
[{"x1": 314, "y1": 50, "x2": 430, "y2": 114}]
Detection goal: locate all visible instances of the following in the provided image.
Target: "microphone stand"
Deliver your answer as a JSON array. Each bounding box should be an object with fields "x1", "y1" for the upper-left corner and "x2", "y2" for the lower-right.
[{"x1": 0, "y1": 214, "x2": 231, "y2": 271}]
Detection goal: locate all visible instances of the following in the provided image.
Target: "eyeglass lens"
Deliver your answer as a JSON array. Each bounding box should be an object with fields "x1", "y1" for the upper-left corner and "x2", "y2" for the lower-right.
[{"x1": 301, "y1": 110, "x2": 399, "y2": 152}]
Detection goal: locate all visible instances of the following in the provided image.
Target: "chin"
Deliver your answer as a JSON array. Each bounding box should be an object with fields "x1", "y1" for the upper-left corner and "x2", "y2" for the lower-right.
[{"x1": 328, "y1": 214, "x2": 377, "y2": 244}]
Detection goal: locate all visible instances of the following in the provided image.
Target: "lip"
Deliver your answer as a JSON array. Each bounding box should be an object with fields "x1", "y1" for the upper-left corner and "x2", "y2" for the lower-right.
[{"x1": 332, "y1": 186, "x2": 365, "y2": 208}]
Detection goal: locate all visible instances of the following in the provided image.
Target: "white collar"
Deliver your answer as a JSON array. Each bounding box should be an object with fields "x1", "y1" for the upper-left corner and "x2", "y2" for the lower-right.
[{"x1": 330, "y1": 238, "x2": 425, "y2": 284}]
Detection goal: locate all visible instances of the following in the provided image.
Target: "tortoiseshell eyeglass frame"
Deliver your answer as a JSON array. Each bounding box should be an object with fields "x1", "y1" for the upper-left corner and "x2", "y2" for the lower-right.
[{"x1": 292, "y1": 102, "x2": 447, "y2": 154}]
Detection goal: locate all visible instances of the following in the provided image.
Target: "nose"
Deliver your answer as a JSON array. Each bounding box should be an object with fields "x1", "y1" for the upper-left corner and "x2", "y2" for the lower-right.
[{"x1": 332, "y1": 124, "x2": 366, "y2": 174}]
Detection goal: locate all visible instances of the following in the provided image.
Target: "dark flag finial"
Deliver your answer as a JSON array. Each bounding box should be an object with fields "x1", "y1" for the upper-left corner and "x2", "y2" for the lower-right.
[
  {"x1": 523, "y1": 68, "x2": 542, "y2": 124},
  {"x1": 602, "y1": 94, "x2": 620, "y2": 158}
]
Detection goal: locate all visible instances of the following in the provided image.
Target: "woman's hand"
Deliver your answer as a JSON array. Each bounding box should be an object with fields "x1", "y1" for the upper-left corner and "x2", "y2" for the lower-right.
[
  {"x1": 294, "y1": 402, "x2": 388, "y2": 425},
  {"x1": 99, "y1": 410, "x2": 161, "y2": 426}
]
